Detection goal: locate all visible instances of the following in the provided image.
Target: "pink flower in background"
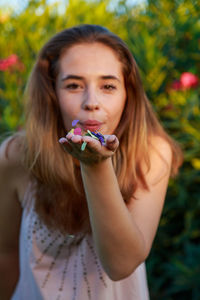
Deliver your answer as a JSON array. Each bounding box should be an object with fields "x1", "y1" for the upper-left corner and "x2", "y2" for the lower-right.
[
  {"x1": 180, "y1": 72, "x2": 199, "y2": 89},
  {"x1": 171, "y1": 80, "x2": 182, "y2": 90},
  {"x1": 7, "y1": 54, "x2": 18, "y2": 64},
  {"x1": 171, "y1": 72, "x2": 199, "y2": 91},
  {"x1": 0, "y1": 54, "x2": 24, "y2": 71}
]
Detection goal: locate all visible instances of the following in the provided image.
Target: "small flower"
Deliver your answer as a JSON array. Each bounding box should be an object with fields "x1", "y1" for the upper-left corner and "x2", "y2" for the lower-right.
[
  {"x1": 0, "y1": 54, "x2": 24, "y2": 71},
  {"x1": 171, "y1": 72, "x2": 199, "y2": 91},
  {"x1": 91, "y1": 132, "x2": 105, "y2": 145},
  {"x1": 72, "y1": 119, "x2": 79, "y2": 127},
  {"x1": 171, "y1": 80, "x2": 182, "y2": 90},
  {"x1": 74, "y1": 127, "x2": 82, "y2": 135},
  {"x1": 70, "y1": 120, "x2": 105, "y2": 151},
  {"x1": 180, "y1": 72, "x2": 199, "y2": 89},
  {"x1": 69, "y1": 128, "x2": 74, "y2": 134},
  {"x1": 85, "y1": 130, "x2": 99, "y2": 140},
  {"x1": 8, "y1": 54, "x2": 18, "y2": 64}
]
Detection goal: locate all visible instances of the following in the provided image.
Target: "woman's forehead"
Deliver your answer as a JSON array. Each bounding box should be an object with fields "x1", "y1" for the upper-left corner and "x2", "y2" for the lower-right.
[{"x1": 58, "y1": 42, "x2": 123, "y2": 79}]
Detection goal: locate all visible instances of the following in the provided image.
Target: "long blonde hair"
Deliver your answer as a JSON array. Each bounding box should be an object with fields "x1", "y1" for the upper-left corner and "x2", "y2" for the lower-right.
[{"x1": 21, "y1": 24, "x2": 182, "y2": 233}]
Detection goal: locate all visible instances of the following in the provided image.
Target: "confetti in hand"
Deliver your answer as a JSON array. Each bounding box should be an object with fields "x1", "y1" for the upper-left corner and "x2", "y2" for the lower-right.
[
  {"x1": 72, "y1": 119, "x2": 79, "y2": 127},
  {"x1": 74, "y1": 127, "x2": 82, "y2": 135},
  {"x1": 81, "y1": 141, "x2": 87, "y2": 151},
  {"x1": 69, "y1": 120, "x2": 105, "y2": 151},
  {"x1": 89, "y1": 131, "x2": 105, "y2": 145}
]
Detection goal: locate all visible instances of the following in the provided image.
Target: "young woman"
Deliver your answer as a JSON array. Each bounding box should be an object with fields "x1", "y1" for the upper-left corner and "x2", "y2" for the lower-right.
[{"x1": 0, "y1": 24, "x2": 182, "y2": 300}]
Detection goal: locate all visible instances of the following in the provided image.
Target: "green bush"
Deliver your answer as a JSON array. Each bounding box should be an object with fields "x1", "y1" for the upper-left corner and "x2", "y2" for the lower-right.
[{"x1": 122, "y1": 1, "x2": 200, "y2": 298}]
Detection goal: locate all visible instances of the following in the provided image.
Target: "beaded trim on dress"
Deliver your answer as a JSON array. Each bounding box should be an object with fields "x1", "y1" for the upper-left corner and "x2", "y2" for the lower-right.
[{"x1": 11, "y1": 180, "x2": 150, "y2": 300}]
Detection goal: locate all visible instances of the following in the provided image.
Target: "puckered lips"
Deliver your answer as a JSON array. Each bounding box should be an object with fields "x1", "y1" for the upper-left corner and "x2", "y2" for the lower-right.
[{"x1": 80, "y1": 120, "x2": 103, "y2": 132}]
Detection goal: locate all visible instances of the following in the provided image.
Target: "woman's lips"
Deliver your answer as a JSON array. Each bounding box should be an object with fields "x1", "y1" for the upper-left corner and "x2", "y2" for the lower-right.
[{"x1": 80, "y1": 120, "x2": 103, "y2": 132}]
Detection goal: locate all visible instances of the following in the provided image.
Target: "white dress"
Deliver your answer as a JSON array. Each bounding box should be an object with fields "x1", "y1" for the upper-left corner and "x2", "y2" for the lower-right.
[{"x1": 11, "y1": 183, "x2": 150, "y2": 300}]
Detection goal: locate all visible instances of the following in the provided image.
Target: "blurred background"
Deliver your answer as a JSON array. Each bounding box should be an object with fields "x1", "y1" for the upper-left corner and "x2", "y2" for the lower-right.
[{"x1": 0, "y1": 0, "x2": 199, "y2": 299}]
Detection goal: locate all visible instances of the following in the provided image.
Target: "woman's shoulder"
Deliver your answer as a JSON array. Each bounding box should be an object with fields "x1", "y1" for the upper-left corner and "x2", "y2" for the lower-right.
[
  {"x1": 145, "y1": 134, "x2": 173, "y2": 185},
  {"x1": 0, "y1": 133, "x2": 27, "y2": 252},
  {"x1": 0, "y1": 131, "x2": 31, "y2": 206},
  {"x1": 0, "y1": 131, "x2": 30, "y2": 189},
  {"x1": 149, "y1": 135, "x2": 173, "y2": 160},
  {"x1": 0, "y1": 131, "x2": 25, "y2": 169}
]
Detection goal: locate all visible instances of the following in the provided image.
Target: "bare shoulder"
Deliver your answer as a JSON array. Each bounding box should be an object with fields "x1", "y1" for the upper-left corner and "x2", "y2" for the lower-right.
[
  {"x1": 146, "y1": 135, "x2": 173, "y2": 185},
  {"x1": 0, "y1": 133, "x2": 28, "y2": 252},
  {"x1": 150, "y1": 135, "x2": 172, "y2": 161},
  {"x1": 0, "y1": 132, "x2": 30, "y2": 202},
  {"x1": 0, "y1": 132, "x2": 28, "y2": 200},
  {"x1": 0, "y1": 133, "x2": 24, "y2": 169}
]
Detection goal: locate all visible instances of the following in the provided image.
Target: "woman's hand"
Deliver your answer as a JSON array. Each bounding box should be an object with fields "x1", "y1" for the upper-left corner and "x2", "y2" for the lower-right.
[{"x1": 59, "y1": 132, "x2": 119, "y2": 165}]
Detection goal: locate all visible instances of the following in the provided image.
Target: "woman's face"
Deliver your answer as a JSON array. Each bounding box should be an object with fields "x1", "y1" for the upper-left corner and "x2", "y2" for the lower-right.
[{"x1": 56, "y1": 42, "x2": 126, "y2": 135}]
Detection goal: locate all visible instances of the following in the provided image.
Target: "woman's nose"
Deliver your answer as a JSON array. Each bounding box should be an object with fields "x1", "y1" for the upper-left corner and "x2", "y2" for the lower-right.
[{"x1": 82, "y1": 89, "x2": 100, "y2": 111}]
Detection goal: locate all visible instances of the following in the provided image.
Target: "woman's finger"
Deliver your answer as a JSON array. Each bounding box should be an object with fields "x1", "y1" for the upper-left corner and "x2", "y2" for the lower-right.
[
  {"x1": 59, "y1": 137, "x2": 73, "y2": 153},
  {"x1": 106, "y1": 135, "x2": 119, "y2": 151},
  {"x1": 70, "y1": 134, "x2": 82, "y2": 144}
]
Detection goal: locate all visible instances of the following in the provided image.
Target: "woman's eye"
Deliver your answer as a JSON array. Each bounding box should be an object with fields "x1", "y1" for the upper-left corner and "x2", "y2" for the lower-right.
[
  {"x1": 103, "y1": 84, "x2": 116, "y2": 91},
  {"x1": 65, "y1": 83, "x2": 81, "y2": 90}
]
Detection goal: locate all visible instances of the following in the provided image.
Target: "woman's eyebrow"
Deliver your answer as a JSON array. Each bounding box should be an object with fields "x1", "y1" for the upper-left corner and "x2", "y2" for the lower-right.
[
  {"x1": 61, "y1": 75, "x2": 83, "y2": 81},
  {"x1": 100, "y1": 75, "x2": 120, "y2": 82},
  {"x1": 61, "y1": 74, "x2": 121, "y2": 82}
]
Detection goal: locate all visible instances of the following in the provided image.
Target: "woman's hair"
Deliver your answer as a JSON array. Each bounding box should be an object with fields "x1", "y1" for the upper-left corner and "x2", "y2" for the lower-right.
[{"x1": 21, "y1": 24, "x2": 182, "y2": 234}]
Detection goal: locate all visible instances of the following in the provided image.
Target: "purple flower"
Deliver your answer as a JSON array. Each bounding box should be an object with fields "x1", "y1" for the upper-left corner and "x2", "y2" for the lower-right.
[
  {"x1": 91, "y1": 131, "x2": 105, "y2": 145},
  {"x1": 72, "y1": 119, "x2": 79, "y2": 127}
]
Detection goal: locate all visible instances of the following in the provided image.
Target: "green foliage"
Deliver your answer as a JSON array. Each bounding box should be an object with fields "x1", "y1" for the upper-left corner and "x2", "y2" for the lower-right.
[
  {"x1": 0, "y1": 0, "x2": 119, "y2": 133},
  {"x1": 0, "y1": 0, "x2": 200, "y2": 298},
  {"x1": 121, "y1": 0, "x2": 200, "y2": 298}
]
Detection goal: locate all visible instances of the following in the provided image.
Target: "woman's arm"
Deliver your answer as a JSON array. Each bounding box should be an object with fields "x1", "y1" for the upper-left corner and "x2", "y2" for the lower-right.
[
  {"x1": 80, "y1": 136, "x2": 172, "y2": 281},
  {"x1": 0, "y1": 137, "x2": 23, "y2": 299}
]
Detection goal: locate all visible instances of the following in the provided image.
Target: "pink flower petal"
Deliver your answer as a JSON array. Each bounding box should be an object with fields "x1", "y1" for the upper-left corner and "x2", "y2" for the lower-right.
[{"x1": 74, "y1": 127, "x2": 82, "y2": 135}]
